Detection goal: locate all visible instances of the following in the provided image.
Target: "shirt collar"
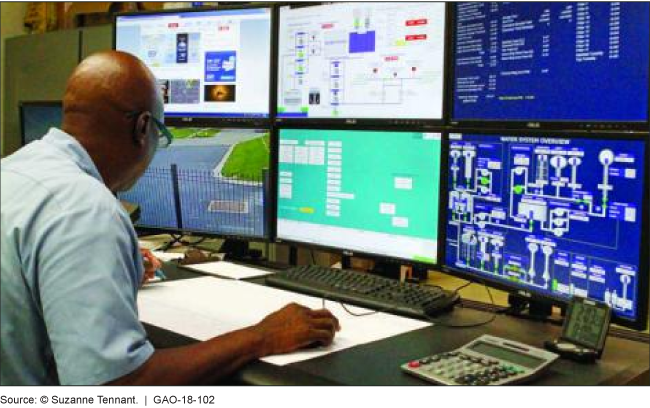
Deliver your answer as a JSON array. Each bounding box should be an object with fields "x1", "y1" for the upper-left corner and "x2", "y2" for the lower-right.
[{"x1": 41, "y1": 128, "x2": 105, "y2": 184}]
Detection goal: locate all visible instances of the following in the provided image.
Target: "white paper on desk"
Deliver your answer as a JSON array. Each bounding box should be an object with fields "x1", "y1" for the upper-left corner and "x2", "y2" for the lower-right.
[
  {"x1": 137, "y1": 277, "x2": 430, "y2": 366},
  {"x1": 183, "y1": 261, "x2": 274, "y2": 280},
  {"x1": 151, "y1": 251, "x2": 185, "y2": 263},
  {"x1": 143, "y1": 276, "x2": 162, "y2": 285},
  {"x1": 139, "y1": 240, "x2": 164, "y2": 251}
]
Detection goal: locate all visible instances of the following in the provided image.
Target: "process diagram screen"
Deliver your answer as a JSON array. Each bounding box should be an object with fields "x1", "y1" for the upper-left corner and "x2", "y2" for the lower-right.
[
  {"x1": 277, "y1": 3, "x2": 446, "y2": 120},
  {"x1": 116, "y1": 8, "x2": 271, "y2": 118},
  {"x1": 445, "y1": 133, "x2": 646, "y2": 321},
  {"x1": 452, "y1": 2, "x2": 650, "y2": 122},
  {"x1": 277, "y1": 129, "x2": 442, "y2": 264},
  {"x1": 118, "y1": 127, "x2": 269, "y2": 238}
]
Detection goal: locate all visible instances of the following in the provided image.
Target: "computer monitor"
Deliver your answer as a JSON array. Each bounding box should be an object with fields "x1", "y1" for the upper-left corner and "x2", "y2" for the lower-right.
[
  {"x1": 114, "y1": 7, "x2": 272, "y2": 121},
  {"x1": 276, "y1": 128, "x2": 443, "y2": 265},
  {"x1": 118, "y1": 126, "x2": 270, "y2": 239},
  {"x1": 19, "y1": 101, "x2": 63, "y2": 146},
  {"x1": 276, "y1": 2, "x2": 448, "y2": 124},
  {"x1": 443, "y1": 131, "x2": 649, "y2": 330},
  {"x1": 451, "y1": 2, "x2": 650, "y2": 130}
]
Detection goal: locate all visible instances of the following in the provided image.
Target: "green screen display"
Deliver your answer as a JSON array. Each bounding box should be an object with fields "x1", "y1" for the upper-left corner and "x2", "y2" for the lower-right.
[
  {"x1": 470, "y1": 342, "x2": 546, "y2": 369},
  {"x1": 277, "y1": 129, "x2": 442, "y2": 263}
]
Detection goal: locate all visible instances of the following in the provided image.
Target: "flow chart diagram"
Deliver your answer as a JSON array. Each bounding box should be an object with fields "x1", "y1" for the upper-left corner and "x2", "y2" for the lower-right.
[
  {"x1": 277, "y1": 3, "x2": 446, "y2": 119},
  {"x1": 445, "y1": 134, "x2": 645, "y2": 318}
]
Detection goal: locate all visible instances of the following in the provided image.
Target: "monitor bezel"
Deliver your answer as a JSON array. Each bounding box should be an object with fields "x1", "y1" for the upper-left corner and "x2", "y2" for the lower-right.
[
  {"x1": 273, "y1": 2, "x2": 451, "y2": 128},
  {"x1": 124, "y1": 122, "x2": 276, "y2": 243},
  {"x1": 113, "y1": 4, "x2": 275, "y2": 128},
  {"x1": 18, "y1": 100, "x2": 63, "y2": 147},
  {"x1": 439, "y1": 128, "x2": 650, "y2": 331},
  {"x1": 273, "y1": 124, "x2": 447, "y2": 270},
  {"x1": 447, "y1": 3, "x2": 650, "y2": 132}
]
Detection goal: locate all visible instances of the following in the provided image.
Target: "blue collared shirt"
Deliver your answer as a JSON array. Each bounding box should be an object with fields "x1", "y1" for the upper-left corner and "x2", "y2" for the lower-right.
[{"x1": 1, "y1": 128, "x2": 154, "y2": 385}]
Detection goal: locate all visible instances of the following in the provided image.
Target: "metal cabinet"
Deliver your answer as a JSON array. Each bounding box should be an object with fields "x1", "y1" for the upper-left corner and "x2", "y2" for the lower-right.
[
  {"x1": 81, "y1": 25, "x2": 113, "y2": 59},
  {"x1": 3, "y1": 29, "x2": 79, "y2": 155},
  {"x1": 2, "y1": 25, "x2": 112, "y2": 156}
]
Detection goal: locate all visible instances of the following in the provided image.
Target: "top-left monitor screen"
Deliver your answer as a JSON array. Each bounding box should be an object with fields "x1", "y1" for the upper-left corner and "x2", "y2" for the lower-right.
[{"x1": 115, "y1": 8, "x2": 271, "y2": 119}]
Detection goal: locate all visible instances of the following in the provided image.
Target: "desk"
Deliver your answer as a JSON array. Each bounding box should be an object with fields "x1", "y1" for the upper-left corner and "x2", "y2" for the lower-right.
[{"x1": 147, "y1": 261, "x2": 649, "y2": 386}]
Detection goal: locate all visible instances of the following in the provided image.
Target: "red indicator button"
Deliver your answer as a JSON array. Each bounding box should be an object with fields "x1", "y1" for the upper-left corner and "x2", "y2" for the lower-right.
[
  {"x1": 406, "y1": 19, "x2": 428, "y2": 26},
  {"x1": 408, "y1": 361, "x2": 421, "y2": 368},
  {"x1": 406, "y1": 34, "x2": 427, "y2": 41}
]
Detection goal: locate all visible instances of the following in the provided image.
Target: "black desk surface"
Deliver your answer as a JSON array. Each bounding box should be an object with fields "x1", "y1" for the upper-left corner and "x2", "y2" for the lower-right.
[{"x1": 147, "y1": 262, "x2": 649, "y2": 386}]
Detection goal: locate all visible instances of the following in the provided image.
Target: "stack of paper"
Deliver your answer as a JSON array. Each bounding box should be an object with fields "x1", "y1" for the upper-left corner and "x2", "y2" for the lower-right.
[
  {"x1": 138, "y1": 277, "x2": 431, "y2": 366},
  {"x1": 151, "y1": 251, "x2": 185, "y2": 263},
  {"x1": 182, "y1": 261, "x2": 275, "y2": 280}
]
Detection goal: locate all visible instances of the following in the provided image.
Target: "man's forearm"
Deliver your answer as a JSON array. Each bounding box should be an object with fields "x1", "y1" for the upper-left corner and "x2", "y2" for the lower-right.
[{"x1": 109, "y1": 326, "x2": 267, "y2": 385}]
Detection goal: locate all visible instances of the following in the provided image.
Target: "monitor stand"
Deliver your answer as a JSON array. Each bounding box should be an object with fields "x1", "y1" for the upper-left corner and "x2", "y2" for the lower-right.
[
  {"x1": 156, "y1": 234, "x2": 207, "y2": 251},
  {"x1": 341, "y1": 255, "x2": 352, "y2": 269},
  {"x1": 505, "y1": 294, "x2": 562, "y2": 324},
  {"x1": 345, "y1": 257, "x2": 427, "y2": 282},
  {"x1": 219, "y1": 239, "x2": 263, "y2": 262},
  {"x1": 157, "y1": 234, "x2": 185, "y2": 251},
  {"x1": 289, "y1": 246, "x2": 299, "y2": 266}
]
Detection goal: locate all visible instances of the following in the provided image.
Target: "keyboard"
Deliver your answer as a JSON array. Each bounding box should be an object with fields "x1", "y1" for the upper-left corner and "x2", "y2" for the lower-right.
[{"x1": 266, "y1": 265, "x2": 459, "y2": 320}]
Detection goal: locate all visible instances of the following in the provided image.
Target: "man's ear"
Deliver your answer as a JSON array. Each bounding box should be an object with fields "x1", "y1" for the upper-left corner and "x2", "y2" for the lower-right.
[{"x1": 133, "y1": 112, "x2": 151, "y2": 147}]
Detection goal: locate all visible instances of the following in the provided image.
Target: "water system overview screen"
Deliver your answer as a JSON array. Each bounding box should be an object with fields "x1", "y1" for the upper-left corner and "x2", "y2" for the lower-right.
[
  {"x1": 277, "y1": 3, "x2": 447, "y2": 120},
  {"x1": 116, "y1": 8, "x2": 271, "y2": 118},
  {"x1": 453, "y1": 2, "x2": 650, "y2": 123},
  {"x1": 445, "y1": 133, "x2": 646, "y2": 321},
  {"x1": 277, "y1": 129, "x2": 442, "y2": 264}
]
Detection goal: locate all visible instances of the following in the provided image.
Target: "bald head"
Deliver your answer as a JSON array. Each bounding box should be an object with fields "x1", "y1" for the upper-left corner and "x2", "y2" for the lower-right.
[
  {"x1": 62, "y1": 51, "x2": 164, "y2": 193},
  {"x1": 64, "y1": 50, "x2": 160, "y2": 117}
]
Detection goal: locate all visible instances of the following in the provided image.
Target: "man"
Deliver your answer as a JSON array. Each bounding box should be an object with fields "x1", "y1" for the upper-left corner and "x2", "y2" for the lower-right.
[{"x1": 0, "y1": 51, "x2": 340, "y2": 385}]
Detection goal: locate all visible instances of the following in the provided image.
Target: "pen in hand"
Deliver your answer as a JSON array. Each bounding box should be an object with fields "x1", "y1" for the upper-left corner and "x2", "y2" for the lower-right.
[{"x1": 154, "y1": 268, "x2": 167, "y2": 280}]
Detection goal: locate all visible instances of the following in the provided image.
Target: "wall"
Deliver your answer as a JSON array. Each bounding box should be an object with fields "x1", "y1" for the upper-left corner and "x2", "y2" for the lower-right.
[{"x1": 1, "y1": 2, "x2": 29, "y2": 156}]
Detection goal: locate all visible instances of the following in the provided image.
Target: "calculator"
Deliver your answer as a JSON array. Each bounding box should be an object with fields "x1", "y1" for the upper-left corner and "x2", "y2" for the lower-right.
[{"x1": 401, "y1": 335, "x2": 559, "y2": 385}]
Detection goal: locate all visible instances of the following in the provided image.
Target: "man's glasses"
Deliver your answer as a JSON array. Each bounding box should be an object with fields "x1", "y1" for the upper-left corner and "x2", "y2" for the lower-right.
[
  {"x1": 126, "y1": 111, "x2": 173, "y2": 148},
  {"x1": 150, "y1": 116, "x2": 173, "y2": 148}
]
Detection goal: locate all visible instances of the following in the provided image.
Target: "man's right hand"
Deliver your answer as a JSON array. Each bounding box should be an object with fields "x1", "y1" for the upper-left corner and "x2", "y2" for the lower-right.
[
  {"x1": 109, "y1": 302, "x2": 341, "y2": 385},
  {"x1": 253, "y1": 303, "x2": 341, "y2": 356}
]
